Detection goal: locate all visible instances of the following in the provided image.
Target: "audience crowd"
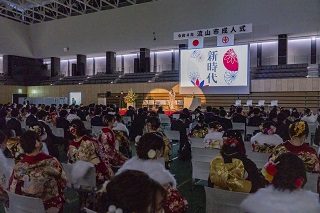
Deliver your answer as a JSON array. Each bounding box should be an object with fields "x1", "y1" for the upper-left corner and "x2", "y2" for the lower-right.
[{"x1": 0, "y1": 101, "x2": 319, "y2": 212}]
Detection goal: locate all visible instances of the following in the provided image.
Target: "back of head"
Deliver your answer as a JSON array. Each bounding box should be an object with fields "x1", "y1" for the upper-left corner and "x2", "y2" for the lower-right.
[
  {"x1": 36, "y1": 110, "x2": 48, "y2": 120},
  {"x1": 20, "y1": 130, "x2": 40, "y2": 154},
  {"x1": 236, "y1": 107, "x2": 243, "y2": 114},
  {"x1": 59, "y1": 109, "x2": 68, "y2": 118},
  {"x1": 179, "y1": 113, "x2": 187, "y2": 120},
  {"x1": 136, "y1": 132, "x2": 165, "y2": 160},
  {"x1": 94, "y1": 108, "x2": 102, "y2": 116},
  {"x1": 276, "y1": 112, "x2": 286, "y2": 122},
  {"x1": 260, "y1": 121, "x2": 276, "y2": 135},
  {"x1": 272, "y1": 152, "x2": 306, "y2": 191},
  {"x1": 70, "y1": 119, "x2": 87, "y2": 136},
  {"x1": 103, "y1": 114, "x2": 115, "y2": 126},
  {"x1": 219, "y1": 109, "x2": 226, "y2": 117},
  {"x1": 206, "y1": 106, "x2": 212, "y2": 112},
  {"x1": 253, "y1": 108, "x2": 260, "y2": 115},
  {"x1": 30, "y1": 106, "x2": 38, "y2": 115},
  {"x1": 146, "y1": 116, "x2": 160, "y2": 130},
  {"x1": 11, "y1": 109, "x2": 19, "y2": 118},
  {"x1": 221, "y1": 130, "x2": 246, "y2": 156},
  {"x1": 29, "y1": 122, "x2": 46, "y2": 137},
  {"x1": 208, "y1": 121, "x2": 223, "y2": 132},
  {"x1": 268, "y1": 111, "x2": 277, "y2": 120},
  {"x1": 96, "y1": 170, "x2": 167, "y2": 213},
  {"x1": 289, "y1": 121, "x2": 309, "y2": 138}
]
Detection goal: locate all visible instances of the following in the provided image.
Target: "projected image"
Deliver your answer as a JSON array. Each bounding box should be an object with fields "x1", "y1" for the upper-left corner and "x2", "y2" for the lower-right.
[
  {"x1": 69, "y1": 92, "x2": 82, "y2": 105},
  {"x1": 181, "y1": 45, "x2": 248, "y2": 88}
]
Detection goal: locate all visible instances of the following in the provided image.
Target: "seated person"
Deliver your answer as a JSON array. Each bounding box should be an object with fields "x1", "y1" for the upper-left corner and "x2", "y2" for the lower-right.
[
  {"x1": 275, "y1": 112, "x2": 291, "y2": 142},
  {"x1": 117, "y1": 133, "x2": 188, "y2": 213},
  {"x1": 247, "y1": 108, "x2": 264, "y2": 127},
  {"x1": 232, "y1": 107, "x2": 246, "y2": 123},
  {"x1": 217, "y1": 109, "x2": 233, "y2": 130},
  {"x1": 99, "y1": 114, "x2": 128, "y2": 166},
  {"x1": 209, "y1": 130, "x2": 264, "y2": 193},
  {"x1": 271, "y1": 121, "x2": 320, "y2": 173},
  {"x1": 8, "y1": 131, "x2": 67, "y2": 213},
  {"x1": 68, "y1": 119, "x2": 114, "y2": 185},
  {"x1": 96, "y1": 170, "x2": 167, "y2": 213},
  {"x1": 6, "y1": 109, "x2": 23, "y2": 136},
  {"x1": 301, "y1": 108, "x2": 317, "y2": 123},
  {"x1": 250, "y1": 121, "x2": 283, "y2": 153},
  {"x1": 91, "y1": 107, "x2": 103, "y2": 126},
  {"x1": 189, "y1": 113, "x2": 208, "y2": 138},
  {"x1": 0, "y1": 130, "x2": 10, "y2": 203},
  {"x1": 241, "y1": 152, "x2": 320, "y2": 213},
  {"x1": 203, "y1": 122, "x2": 223, "y2": 149}
]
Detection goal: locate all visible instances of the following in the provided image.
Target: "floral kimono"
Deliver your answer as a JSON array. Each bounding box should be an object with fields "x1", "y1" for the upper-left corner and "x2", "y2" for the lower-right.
[
  {"x1": 271, "y1": 141, "x2": 320, "y2": 173},
  {"x1": 68, "y1": 135, "x2": 114, "y2": 185},
  {"x1": 99, "y1": 127, "x2": 127, "y2": 166},
  {"x1": 8, "y1": 153, "x2": 67, "y2": 213}
]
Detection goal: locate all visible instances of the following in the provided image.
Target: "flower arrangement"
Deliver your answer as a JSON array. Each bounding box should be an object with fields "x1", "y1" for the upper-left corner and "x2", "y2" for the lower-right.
[{"x1": 123, "y1": 89, "x2": 138, "y2": 103}]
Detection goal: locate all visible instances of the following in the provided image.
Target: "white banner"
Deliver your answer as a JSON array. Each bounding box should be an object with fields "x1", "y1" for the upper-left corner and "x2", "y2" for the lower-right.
[
  {"x1": 180, "y1": 45, "x2": 249, "y2": 87},
  {"x1": 174, "y1": 23, "x2": 252, "y2": 40},
  {"x1": 217, "y1": 34, "x2": 234, "y2": 46}
]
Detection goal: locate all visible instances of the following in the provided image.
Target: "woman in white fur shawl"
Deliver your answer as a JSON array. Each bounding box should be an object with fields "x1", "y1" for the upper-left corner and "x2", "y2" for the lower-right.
[
  {"x1": 241, "y1": 152, "x2": 320, "y2": 213},
  {"x1": 116, "y1": 132, "x2": 188, "y2": 213}
]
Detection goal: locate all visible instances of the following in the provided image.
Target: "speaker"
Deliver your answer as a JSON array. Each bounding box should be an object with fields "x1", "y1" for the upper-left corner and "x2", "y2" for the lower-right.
[{"x1": 106, "y1": 91, "x2": 111, "y2": 97}]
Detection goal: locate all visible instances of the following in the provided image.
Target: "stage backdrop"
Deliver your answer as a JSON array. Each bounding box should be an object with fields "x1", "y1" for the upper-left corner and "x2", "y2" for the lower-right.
[{"x1": 180, "y1": 44, "x2": 250, "y2": 94}]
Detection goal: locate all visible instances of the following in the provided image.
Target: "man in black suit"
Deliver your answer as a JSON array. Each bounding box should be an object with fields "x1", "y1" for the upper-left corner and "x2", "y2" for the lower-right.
[
  {"x1": 171, "y1": 113, "x2": 189, "y2": 154},
  {"x1": 26, "y1": 106, "x2": 38, "y2": 126},
  {"x1": 232, "y1": 107, "x2": 247, "y2": 123},
  {"x1": 218, "y1": 109, "x2": 233, "y2": 130},
  {"x1": 7, "y1": 109, "x2": 23, "y2": 136},
  {"x1": 56, "y1": 109, "x2": 74, "y2": 151},
  {"x1": 91, "y1": 108, "x2": 103, "y2": 126},
  {"x1": 248, "y1": 108, "x2": 265, "y2": 127}
]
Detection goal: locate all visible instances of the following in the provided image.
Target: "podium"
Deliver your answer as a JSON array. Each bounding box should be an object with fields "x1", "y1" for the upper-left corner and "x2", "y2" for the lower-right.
[{"x1": 183, "y1": 97, "x2": 201, "y2": 110}]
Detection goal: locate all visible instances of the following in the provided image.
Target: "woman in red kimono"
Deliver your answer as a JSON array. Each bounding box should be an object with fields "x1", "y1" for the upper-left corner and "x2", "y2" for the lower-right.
[
  {"x1": 271, "y1": 121, "x2": 320, "y2": 173},
  {"x1": 8, "y1": 130, "x2": 67, "y2": 213},
  {"x1": 68, "y1": 119, "x2": 114, "y2": 185},
  {"x1": 99, "y1": 114, "x2": 127, "y2": 166}
]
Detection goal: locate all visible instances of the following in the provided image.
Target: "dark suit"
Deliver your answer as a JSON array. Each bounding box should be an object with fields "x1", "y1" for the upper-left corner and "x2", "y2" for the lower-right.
[
  {"x1": 248, "y1": 116, "x2": 264, "y2": 127},
  {"x1": 232, "y1": 114, "x2": 247, "y2": 123},
  {"x1": 218, "y1": 117, "x2": 233, "y2": 130},
  {"x1": 91, "y1": 116, "x2": 103, "y2": 126},
  {"x1": 171, "y1": 119, "x2": 188, "y2": 153},
  {"x1": 7, "y1": 118, "x2": 23, "y2": 136},
  {"x1": 26, "y1": 115, "x2": 38, "y2": 126}
]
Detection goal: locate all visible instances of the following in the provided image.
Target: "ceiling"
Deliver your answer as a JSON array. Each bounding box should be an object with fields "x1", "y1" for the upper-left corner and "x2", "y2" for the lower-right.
[{"x1": 0, "y1": 0, "x2": 155, "y2": 24}]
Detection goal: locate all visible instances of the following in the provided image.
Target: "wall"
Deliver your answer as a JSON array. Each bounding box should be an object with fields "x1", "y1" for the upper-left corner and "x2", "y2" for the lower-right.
[
  {"x1": 0, "y1": 17, "x2": 33, "y2": 57},
  {"x1": 0, "y1": 57, "x2": 3, "y2": 72},
  {"x1": 29, "y1": 0, "x2": 320, "y2": 58}
]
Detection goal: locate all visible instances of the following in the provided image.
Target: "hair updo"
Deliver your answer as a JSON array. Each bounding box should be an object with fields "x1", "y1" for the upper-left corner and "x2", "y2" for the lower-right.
[
  {"x1": 20, "y1": 130, "x2": 40, "y2": 154},
  {"x1": 135, "y1": 132, "x2": 165, "y2": 160},
  {"x1": 272, "y1": 152, "x2": 306, "y2": 191},
  {"x1": 96, "y1": 170, "x2": 167, "y2": 213},
  {"x1": 289, "y1": 121, "x2": 309, "y2": 138}
]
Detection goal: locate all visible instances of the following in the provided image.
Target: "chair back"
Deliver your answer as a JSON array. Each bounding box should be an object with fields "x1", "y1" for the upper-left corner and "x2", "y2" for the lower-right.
[
  {"x1": 52, "y1": 127, "x2": 64, "y2": 137},
  {"x1": 245, "y1": 100, "x2": 253, "y2": 106},
  {"x1": 84, "y1": 207, "x2": 98, "y2": 213},
  {"x1": 257, "y1": 100, "x2": 265, "y2": 106},
  {"x1": 122, "y1": 116, "x2": 132, "y2": 127},
  {"x1": 163, "y1": 129, "x2": 180, "y2": 142},
  {"x1": 91, "y1": 126, "x2": 103, "y2": 137},
  {"x1": 190, "y1": 137, "x2": 205, "y2": 148},
  {"x1": 204, "y1": 186, "x2": 248, "y2": 213},
  {"x1": 83, "y1": 121, "x2": 92, "y2": 130},
  {"x1": 192, "y1": 160, "x2": 211, "y2": 182},
  {"x1": 235, "y1": 100, "x2": 241, "y2": 106},
  {"x1": 172, "y1": 114, "x2": 180, "y2": 119},
  {"x1": 304, "y1": 172, "x2": 319, "y2": 193},
  {"x1": 232, "y1": 122, "x2": 246, "y2": 132},
  {"x1": 245, "y1": 151, "x2": 269, "y2": 168},
  {"x1": 5, "y1": 190, "x2": 46, "y2": 213},
  {"x1": 246, "y1": 126, "x2": 259, "y2": 136},
  {"x1": 270, "y1": 100, "x2": 278, "y2": 106},
  {"x1": 191, "y1": 147, "x2": 220, "y2": 162},
  {"x1": 307, "y1": 122, "x2": 317, "y2": 145}
]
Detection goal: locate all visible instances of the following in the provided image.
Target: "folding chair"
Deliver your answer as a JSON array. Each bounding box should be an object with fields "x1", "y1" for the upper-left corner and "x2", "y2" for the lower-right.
[
  {"x1": 51, "y1": 126, "x2": 64, "y2": 138},
  {"x1": 191, "y1": 147, "x2": 220, "y2": 162},
  {"x1": 307, "y1": 122, "x2": 317, "y2": 146},
  {"x1": 83, "y1": 121, "x2": 92, "y2": 130},
  {"x1": 172, "y1": 114, "x2": 180, "y2": 119},
  {"x1": 122, "y1": 116, "x2": 132, "y2": 128},
  {"x1": 256, "y1": 100, "x2": 265, "y2": 107},
  {"x1": 91, "y1": 126, "x2": 103, "y2": 138},
  {"x1": 84, "y1": 208, "x2": 98, "y2": 213},
  {"x1": 204, "y1": 187, "x2": 249, "y2": 213},
  {"x1": 191, "y1": 160, "x2": 210, "y2": 186},
  {"x1": 245, "y1": 151, "x2": 269, "y2": 168},
  {"x1": 5, "y1": 190, "x2": 46, "y2": 213},
  {"x1": 235, "y1": 100, "x2": 242, "y2": 107},
  {"x1": 159, "y1": 114, "x2": 171, "y2": 129},
  {"x1": 163, "y1": 129, "x2": 180, "y2": 157},
  {"x1": 304, "y1": 172, "x2": 319, "y2": 193},
  {"x1": 245, "y1": 126, "x2": 260, "y2": 140},
  {"x1": 190, "y1": 137, "x2": 205, "y2": 148}
]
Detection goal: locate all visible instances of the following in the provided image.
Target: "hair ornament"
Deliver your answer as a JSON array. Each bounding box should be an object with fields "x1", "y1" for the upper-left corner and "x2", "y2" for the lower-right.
[
  {"x1": 259, "y1": 125, "x2": 276, "y2": 135},
  {"x1": 215, "y1": 125, "x2": 223, "y2": 132},
  {"x1": 289, "y1": 121, "x2": 306, "y2": 137},
  {"x1": 147, "y1": 149, "x2": 156, "y2": 159},
  {"x1": 223, "y1": 137, "x2": 239, "y2": 147},
  {"x1": 107, "y1": 205, "x2": 123, "y2": 213},
  {"x1": 262, "y1": 161, "x2": 279, "y2": 183},
  {"x1": 29, "y1": 125, "x2": 41, "y2": 136},
  {"x1": 294, "y1": 177, "x2": 304, "y2": 189},
  {"x1": 135, "y1": 135, "x2": 141, "y2": 143}
]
